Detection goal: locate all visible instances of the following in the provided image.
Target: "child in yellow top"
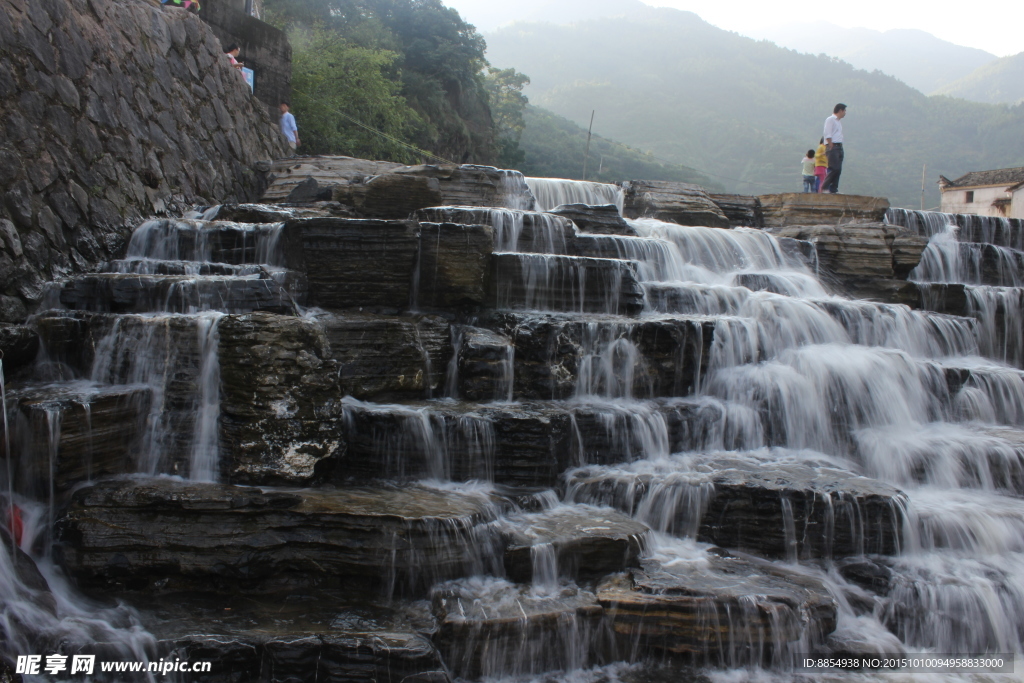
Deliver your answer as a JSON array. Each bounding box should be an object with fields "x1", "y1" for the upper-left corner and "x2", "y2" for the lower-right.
[{"x1": 814, "y1": 137, "x2": 828, "y2": 193}]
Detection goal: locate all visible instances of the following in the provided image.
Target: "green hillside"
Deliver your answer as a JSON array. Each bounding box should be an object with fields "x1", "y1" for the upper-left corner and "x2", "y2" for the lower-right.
[
  {"x1": 935, "y1": 52, "x2": 1024, "y2": 105},
  {"x1": 516, "y1": 105, "x2": 720, "y2": 188},
  {"x1": 484, "y1": 7, "x2": 1024, "y2": 207}
]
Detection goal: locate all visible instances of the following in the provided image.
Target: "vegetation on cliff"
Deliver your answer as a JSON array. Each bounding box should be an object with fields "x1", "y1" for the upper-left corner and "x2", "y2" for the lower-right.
[{"x1": 265, "y1": 0, "x2": 501, "y2": 164}]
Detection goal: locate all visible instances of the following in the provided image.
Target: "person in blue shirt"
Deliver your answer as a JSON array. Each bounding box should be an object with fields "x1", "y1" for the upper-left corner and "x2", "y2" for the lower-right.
[{"x1": 279, "y1": 102, "x2": 300, "y2": 154}]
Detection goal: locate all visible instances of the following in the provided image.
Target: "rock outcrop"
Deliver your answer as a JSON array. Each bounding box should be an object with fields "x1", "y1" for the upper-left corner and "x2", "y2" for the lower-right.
[
  {"x1": 597, "y1": 551, "x2": 837, "y2": 663},
  {"x1": 58, "y1": 478, "x2": 504, "y2": 593},
  {"x1": 0, "y1": 0, "x2": 286, "y2": 312},
  {"x1": 769, "y1": 223, "x2": 928, "y2": 289},
  {"x1": 548, "y1": 204, "x2": 636, "y2": 235},
  {"x1": 758, "y1": 193, "x2": 890, "y2": 228},
  {"x1": 621, "y1": 180, "x2": 730, "y2": 228},
  {"x1": 709, "y1": 193, "x2": 763, "y2": 228}
]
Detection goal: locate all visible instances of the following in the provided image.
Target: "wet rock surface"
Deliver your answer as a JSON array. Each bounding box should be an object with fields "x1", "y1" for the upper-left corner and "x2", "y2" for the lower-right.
[
  {"x1": 709, "y1": 194, "x2": 763, "y2": 228},
  {"x1": 0, "y1": 322, "x2": 39, "y2": 373},
  {"x1": 567, "y1": 452, "x2": 906, "y2": 559},
  {"x1": 597, "y1": 549, "x2": 837, "y2": 663},
  {"x1": 492, "y1": 254, "x2": 645, "y2": 315},
  {"x1": 499, "y1": 505, "x2": 650, "y2": 583},
  {"x1": 621, "y1": 181, "x2": 730, "y2": 228},
  {"x1": 57, "y1": 273, "x2": 298, "y2": 315},
  {"x1": 770, "y1": 223, "x2": 928, "y2": 286},
  {"x1": 218, "y1": 313, "x2": 344, "y2": 486},
  {"x1": 6, "y1": 382, "x2": 150, "y2": 494},
  {"x1": 59, "y1": 478, "x2": 504, "y2": 593},
  {"x1": 134, "y1": 591, "x2": 449, "y2": 683},
  {"x1": 758, "y1": 193, "x2": 891, "y2": 228},
  {"x1": 431, "y1": 578, "x2": 604, "y2": 679},
  {"x1": 549, "y1": 204, "x2": 636, "y2": 235},
  {"x1": 486, "y1": 313, "x2": 713, "y2": 400}
]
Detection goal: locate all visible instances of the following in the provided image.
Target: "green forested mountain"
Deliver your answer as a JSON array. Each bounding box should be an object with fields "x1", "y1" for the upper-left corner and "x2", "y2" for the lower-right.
[
  {"x1": 517, "y1": 106, "x2": 718, "y2": 188},
  {"x1": 264, "y1": 0, "x2": 497, "y2": 164},
  {"x1": 484, "y1": 7, "x2": 1024, "y2": 207},
  {"x1": 935, "y1": 52, "x2": 1024, "y2": 105}
]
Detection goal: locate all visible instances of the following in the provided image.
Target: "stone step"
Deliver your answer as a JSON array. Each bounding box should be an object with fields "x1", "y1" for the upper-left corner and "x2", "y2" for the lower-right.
[
  {"x1": 58, "y1": 479, "x2": 507, "y2": 594},
  {"x1": 431, "y1": 578, "x2": 605, "y2": 679},
  {"x1": 132, "y1": 590, "x2": 451, "y2": 683},
  {"x1": 127, "y1": 219, "x2": 286, "y2": 266},
  {"x1": 57, "y1": 273, "x2": 299, "y2": 315},
  {"x1": 759, "y1": 193, "x2": 890, "y2": 228},
  {"x1": 497, "y1": 504, "x2": 650, "y2": 583},
  {"x1": 484, "y1": 312, "x2": 713, "y2": 400},
  {"x1": 4, "y1": 382, "x2": 150, "y2": 494},
  {"x1": 415, "y1": 206, "x2": 577, "y2": 254},
  {"x1": 566, "y1": 451, "x2": 907, "y2": 559},
  {"x1": 621, "y1": 180, "x2": 730, "y2": 228},
  {"x1": 597, "y1": 546, "x2": 837, "y2": 666},
  {"x1": 491, "y1": 253, "x2": 645, "y2": 315},
  {"x1": 108, "y1": 258, "x2": 264, "y2": 276}
]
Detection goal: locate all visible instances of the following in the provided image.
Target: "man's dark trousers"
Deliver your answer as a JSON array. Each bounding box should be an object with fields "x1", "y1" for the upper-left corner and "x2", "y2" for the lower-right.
[{"x1": 822, "y1": 144, "x2": 843, "y2": 193}]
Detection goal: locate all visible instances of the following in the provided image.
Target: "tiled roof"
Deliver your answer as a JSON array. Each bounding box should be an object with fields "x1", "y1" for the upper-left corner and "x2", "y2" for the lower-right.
[{"x1": 943, "y1": 167, "x2": 1024, "y2": 189}]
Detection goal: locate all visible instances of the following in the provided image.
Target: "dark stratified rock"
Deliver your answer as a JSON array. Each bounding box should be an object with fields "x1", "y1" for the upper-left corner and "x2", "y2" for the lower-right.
[
  {"x1": 621, "y1": 181, "x2": 730, "y2": 228},
  {"x1": 415, "y1": 206, "x2": 576, "y2": 254},
  {"x1": 337, "y1": 400, "x2": 575, "y2": 486},
  {"x1": 769, "y1": 223, "x2": 928, "y2": 286},
  {"x1": 566, "y1": 451, "x2": 906, "y2": 559},
  {"x1": 137, "y1": 590, "x2": 450, "y2": 683},
  {"x1": 491, "y1": 254, "x2": 645, "y2": 315},
  {"x1": 57, "y1": 273, "x2": 297, "y2": 315},
  {"x1": 58, "y1": 478, "x2": 503, "y2": 593},
  {"x1": 282, "y1": 218, "x2": 419, "y2": 312},
  {"x1": 597, "y1": 550, "x2": 837, "y2": 664},
  {"x1": 709, "y1": 193, "x2": 763, "y2": 228},
  {"x1": 548, "y1": 204, "x2": 636, "y2": 236},
  {"x1": 264, "y1": 157, "x2": 406, "y2": 202},
  {"x1": 33, "y1": 311, "x2": 206, "y2": 475},
  {"x1": 334, "y1": 165, "x2": 533, "y2": 219},
  {"x1": 431, "y1": 578, "x2": 605, "y2": 680},
  {"x1": 758, "y1": 193, "x2": 890, "y2": 228},
  {"x1": 415, "y1": 222, "x2": 494, "y2": 310},
  {"x1": 485, "y1": 313, "x2": 714, "y2": 400},
  {"x1": 218, "y1": 313, "x2": 344, "y2": 486},
  {"x1": 0, "y1": 323, "x2": 39, "y2": 373},
  {"x1": 451, "y1": 325, "x2": 515, "y2": 402},
  {"x1": 6, "y1": 383, "x2": 150, "y2": 494},
  {"x1": 319, "y1": 313, "x2": 451, "y2": 401},
  {"x1": 499, "y1": 505, "x2": 650, "y2": 583},
  {"x1": 286, "y1": 177, "x2": 333, "y2": 203},
  {"x1": 203, "y1": 204, "x2": 300, "y2": 224}
]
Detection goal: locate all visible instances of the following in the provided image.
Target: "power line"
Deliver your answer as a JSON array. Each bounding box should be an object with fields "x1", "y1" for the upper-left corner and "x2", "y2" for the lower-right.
[{"x1": 291, "y1": 88, "x2": 457, "y2": 165}]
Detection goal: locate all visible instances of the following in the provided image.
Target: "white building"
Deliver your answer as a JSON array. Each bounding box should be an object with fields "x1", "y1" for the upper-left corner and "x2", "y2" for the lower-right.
[{"x1": 939, "y1": 167, "x2": 1024, "y2": 219}]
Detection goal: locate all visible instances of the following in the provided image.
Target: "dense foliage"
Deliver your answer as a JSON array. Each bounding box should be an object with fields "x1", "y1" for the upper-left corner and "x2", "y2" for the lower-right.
[
  {"x1": 265, "y1": 0, "x2": 498, "y2": 163},
  {"x1": 485, "y1": 7, "x2": 1024, "y2": 207},
  {"x1": 517, "y1": 106, "x2": 718, "y2": 188}
]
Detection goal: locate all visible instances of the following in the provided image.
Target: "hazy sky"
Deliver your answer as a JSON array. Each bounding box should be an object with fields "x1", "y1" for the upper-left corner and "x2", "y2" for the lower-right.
[{"x1": 445, "y1": 0, "x2": 1023, "y2": 57}]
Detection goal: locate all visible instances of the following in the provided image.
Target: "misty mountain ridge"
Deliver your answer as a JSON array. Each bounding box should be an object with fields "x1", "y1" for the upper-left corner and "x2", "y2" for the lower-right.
[
  {"x1": 484, "y1": 4, "x2": 1024, "y2": 208},
  {"x1": 935, "y1": 51, "x2": 1024, "y2": 105},
  {"x1": 748, "y1": 22, "x2": 997, "y2": 95},
  {"x1": 450, "y1": 0, "x2": 645, "y2": 33}
]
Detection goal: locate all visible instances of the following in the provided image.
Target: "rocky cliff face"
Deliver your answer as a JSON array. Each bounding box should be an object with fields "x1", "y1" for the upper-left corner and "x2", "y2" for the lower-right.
[{"x1": 0, "y1": 0, "x2": 286, "y2": 317}]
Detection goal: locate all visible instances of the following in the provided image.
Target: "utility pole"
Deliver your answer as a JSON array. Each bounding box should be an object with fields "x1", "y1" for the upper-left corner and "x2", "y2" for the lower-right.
[
  {"x1": 582, "y1": 110, "x2": 595, "y2": 180},
  {"x1": 921, "y1": 163, "x2": 927, "y2": 211}
]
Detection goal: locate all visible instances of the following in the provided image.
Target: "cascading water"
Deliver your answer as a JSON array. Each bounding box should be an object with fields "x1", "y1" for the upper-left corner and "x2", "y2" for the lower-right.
[
  {"x1": 9, "y1": 175, "x2": 1024, "y2": 682},
  {"x1": 527, "y1": 177, "x2": 625, "y2": 213}
]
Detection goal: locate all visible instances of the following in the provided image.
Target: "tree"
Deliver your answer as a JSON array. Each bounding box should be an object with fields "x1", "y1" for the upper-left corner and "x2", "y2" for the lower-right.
[
  {"x1": 485, "y1": 67, "x2": 530, "y2": 167},
  {"x1": 289, "y1": 25, "x2": 421, "y2": 161}
]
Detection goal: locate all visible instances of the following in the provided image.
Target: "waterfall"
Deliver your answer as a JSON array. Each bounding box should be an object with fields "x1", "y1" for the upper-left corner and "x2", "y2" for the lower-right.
[{"x1": 526, "y1": 177, "x2": 625, "y2": 212}]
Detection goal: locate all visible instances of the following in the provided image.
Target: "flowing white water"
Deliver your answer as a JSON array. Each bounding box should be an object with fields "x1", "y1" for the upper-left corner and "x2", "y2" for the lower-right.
[{"x1": 526, "y1": 177, "x2": 625, "y2": 213}]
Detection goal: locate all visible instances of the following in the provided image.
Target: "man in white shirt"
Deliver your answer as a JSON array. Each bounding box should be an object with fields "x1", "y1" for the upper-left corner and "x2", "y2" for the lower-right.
[
  {"x1": 279, "y1": 102, "x2": 300, "y2": 154},
  {"x1": 821, "y1": 103, "x2": 847, "y2": 194}
]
